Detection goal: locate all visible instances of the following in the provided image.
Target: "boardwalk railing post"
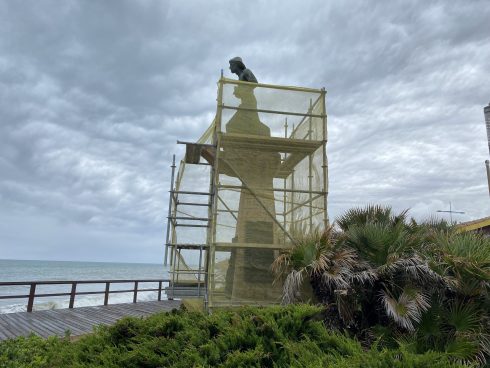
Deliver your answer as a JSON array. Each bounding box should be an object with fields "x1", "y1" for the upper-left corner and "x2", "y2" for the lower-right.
[
  {"x1": 27, "y1": 283, "x2": 36, "y2": 313},
  {"x1": 104, "y1": 282, "x2": 110, "y2": 305},
  {"x1": 69, "y1": 282, "x2": 77, "y2": 309},
  {"x1": 158, "y1": 281, "x2": 162, "y2": 301},
  {"x1": 133, "y1": 281, "x2": 138, "y2": 303}
]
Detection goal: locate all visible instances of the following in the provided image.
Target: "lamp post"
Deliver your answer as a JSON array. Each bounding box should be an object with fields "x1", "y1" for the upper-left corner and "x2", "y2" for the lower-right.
[{"x1": 484, "y1": 102, "x2": 490, "y2": 196}]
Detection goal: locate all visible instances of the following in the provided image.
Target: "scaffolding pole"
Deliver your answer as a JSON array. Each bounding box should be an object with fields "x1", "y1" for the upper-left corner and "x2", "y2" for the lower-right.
[
  {"x1": 321, "y1": 88, "x2": 329, "y2": 227},
  {"x1": 164, "y1": 155, "x2": 176, "y2": 266}
]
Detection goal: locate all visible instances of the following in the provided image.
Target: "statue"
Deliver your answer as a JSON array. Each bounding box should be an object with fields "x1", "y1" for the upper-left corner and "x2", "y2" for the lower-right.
[
  {"x1": 222, "y1": 72, "x2": 281, "y2": 302},
  {"x1": 229, "y1": 57, "x2": 258, "y2": 83},
  {"x1": 226, "y1": 85, "x2": 269, "y2": 136}
]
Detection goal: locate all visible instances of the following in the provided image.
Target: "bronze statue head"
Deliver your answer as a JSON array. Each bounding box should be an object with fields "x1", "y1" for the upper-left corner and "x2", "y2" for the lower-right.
[{"x1": 229, "y1": 56, "x2": 245, "y2": 75}]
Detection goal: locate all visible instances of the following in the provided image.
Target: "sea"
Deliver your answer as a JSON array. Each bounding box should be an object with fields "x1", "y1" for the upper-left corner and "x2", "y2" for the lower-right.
[{"x1": 0, "y1": 259, "x2": 170, "y2": 314}]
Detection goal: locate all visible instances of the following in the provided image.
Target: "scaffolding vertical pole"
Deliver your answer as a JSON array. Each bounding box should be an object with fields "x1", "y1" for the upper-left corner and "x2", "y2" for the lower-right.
[
  {"x1": 486, "y1": 160, "x2": 490, "y2": 196},
  {"x1": 204, "y1": 174, "x2": 213, "y2": 308},
  {"x1": 321, "y1": 88, "x2": 329, "y2": 227},
  {"x1": 176, "y1": 248, "x2": 182, "y2": 284},
  {"x1": 206, "y1": 77, "x2": 224, "y2": 311},
  {"x1": 208, "y1": 135, "x2": 222, "y2": 310},
  {"x1": 169, "y1": 163, "x2": 180, "y2": 267},
  {"x1": 164, "y1": 155, "x2": 176, "y2": 266},
  {"x1": 290, "y1": 123, "x2": 296, "y2": 232},
  {"x1": 308, "y1": 99, "x2": 313, "y2": 231},
  {"x1": 283, "y1": 118, "x2": 288, "y2": 243},
  {"x1": 169, "y1": 237, "x2": 178, "y2": 300},
  {"x1": 198, "y1": 244, "x2": 203, "y2": 296}
]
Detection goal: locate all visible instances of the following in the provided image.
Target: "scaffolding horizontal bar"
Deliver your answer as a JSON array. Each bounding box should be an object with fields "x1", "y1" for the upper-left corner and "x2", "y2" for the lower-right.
[
  {"x1": 217, "y1": 184, "x2": 326, "y2": 195},
  {"x1": 170, "y1": 190, "x2": 212, "y2": 196},
  {"x1": 217, "y1": 209, "x2": 239, "y2": 213},
  {"x1": 169, "y1": 270, "x2": 208, "y2": 274},
  {"x1": 283, "y1": 193, "x2": 325, "y2": 215},
  {"x1": 168, "y1": 216, "x2": 209, "y2": 221},
  {"x1": 222, "y1": 104, "x2": 326, "y2": 119},
  {"x1": 221, "y1": 77, "x2": 324, "y2": 94},
  {"x1": 176, "y1": 140, "x2": 216, "y2": 148},
  {"x1": 219, "y1": 133, "x2": 324, "y2": 155},
  {"x1": 166, "y1": 243, "x2": 209, "y2": 249},
  {"x1": 177, "y1": 202, "x2": 211, "y2": 207},
  {"x1": 214, "y1": 242, "x2": 292, "y2": 250},
  {"x1": 174, "y1": 224, "x2": 209, "y2": 228}
]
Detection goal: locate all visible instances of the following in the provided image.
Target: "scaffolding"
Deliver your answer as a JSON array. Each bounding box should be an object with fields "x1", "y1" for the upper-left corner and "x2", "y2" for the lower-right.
[{"x1": 165, "y1": 78, "x2": 328, "y2": 310}]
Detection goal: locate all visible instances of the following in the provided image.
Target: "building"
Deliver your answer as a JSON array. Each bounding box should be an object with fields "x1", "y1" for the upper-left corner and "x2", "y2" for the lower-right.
[{"x1": 457, "y1": 216, "x2": 490, "y2": 236}]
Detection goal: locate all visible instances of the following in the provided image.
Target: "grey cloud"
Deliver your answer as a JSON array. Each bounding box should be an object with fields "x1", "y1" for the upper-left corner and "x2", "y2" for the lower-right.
[{"x1": 0, "y1": 0, "x2": 489, "y2": 262}]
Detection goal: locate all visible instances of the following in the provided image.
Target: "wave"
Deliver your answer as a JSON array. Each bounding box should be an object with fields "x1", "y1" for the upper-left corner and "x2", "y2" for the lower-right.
[{"x1": 0, "y1": 291, "x2": 167, "y2": 314}]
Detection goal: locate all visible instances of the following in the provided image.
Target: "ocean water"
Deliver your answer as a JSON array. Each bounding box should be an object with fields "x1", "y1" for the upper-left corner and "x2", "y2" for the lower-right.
[{"x1": 0, "y1": 259, "x2": 169, "y2": 314}]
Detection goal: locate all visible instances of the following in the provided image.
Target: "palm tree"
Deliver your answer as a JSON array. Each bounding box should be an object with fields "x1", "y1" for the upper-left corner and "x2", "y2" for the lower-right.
[
  {"x1": 337, "y1": 207, "x2": 439, "y2": 333},
  {"x1": 273, "y1": 205, "x2": 490, "y2": 364},
  {"x1": 418, "y1": 231, "x2": 490, "y2": 364},
  {"x1": 271, "y1": 224, "x2": 365, "y2": 330}
]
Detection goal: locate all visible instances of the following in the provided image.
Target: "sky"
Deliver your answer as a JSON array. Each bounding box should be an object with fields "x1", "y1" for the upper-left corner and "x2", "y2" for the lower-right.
[{"x1": 0, "y1": 0, "x2": 489, "y2": 263}]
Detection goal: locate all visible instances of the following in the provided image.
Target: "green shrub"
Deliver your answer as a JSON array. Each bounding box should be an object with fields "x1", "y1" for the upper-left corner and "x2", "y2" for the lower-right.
[
  {"x1": 274, "y1": 205, "x2": 489, "y2": 365},
  {"x1": 0, "y1": 304, "x2": 466, "y2": 368}
]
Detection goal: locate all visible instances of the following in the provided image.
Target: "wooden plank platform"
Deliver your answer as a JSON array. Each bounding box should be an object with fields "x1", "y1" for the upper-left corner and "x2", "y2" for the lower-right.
[{"x1": 0, "y1": 300, "x2": 181, "y2": 341}]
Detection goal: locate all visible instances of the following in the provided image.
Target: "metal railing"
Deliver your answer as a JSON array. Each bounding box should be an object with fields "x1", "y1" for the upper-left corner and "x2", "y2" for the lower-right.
[{"x1": 0, "y1": 279, "x2": 170, "y2": 312}]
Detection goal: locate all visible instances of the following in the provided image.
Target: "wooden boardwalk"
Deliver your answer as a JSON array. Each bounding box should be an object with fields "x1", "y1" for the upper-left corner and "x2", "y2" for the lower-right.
[{"x1": 0, "y1": 300, "x2": 181, "y2": 341}]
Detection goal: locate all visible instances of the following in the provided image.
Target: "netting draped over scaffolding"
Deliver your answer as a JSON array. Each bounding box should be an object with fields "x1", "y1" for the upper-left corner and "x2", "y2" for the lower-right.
[{"x1": 167, "y1": 78, "x2": 327, "y2": 309}]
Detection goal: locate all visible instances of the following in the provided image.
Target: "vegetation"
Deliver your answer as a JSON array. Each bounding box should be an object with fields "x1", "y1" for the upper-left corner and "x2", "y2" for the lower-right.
[
  {"x1": 0, "y1": 304, "x2": 467, "y2": 367},
  {"x1": 1, "y1": 204, "x2": 487, "y2": 367},
  {"x1": 273, "y1": 205, "x2": 490, "y2": 366}
]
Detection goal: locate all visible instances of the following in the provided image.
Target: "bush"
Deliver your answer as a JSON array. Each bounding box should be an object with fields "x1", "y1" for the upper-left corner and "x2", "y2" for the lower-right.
[
  {"x1": 273, "y1": 205, "x2": 489, "y2": 365},
  {"x1": 0, "y1": 304, "x2": 466, "y2": 368}
]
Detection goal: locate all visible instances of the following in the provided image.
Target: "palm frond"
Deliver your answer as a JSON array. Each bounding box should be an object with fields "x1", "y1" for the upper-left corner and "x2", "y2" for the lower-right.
[
  {"x1": 444, "y1": 336, "x2": 482, "y2": 365},
  {"x1": 321, "y1": 267, "x2": 350, "y2": 289},
  {"x1": 350, "y1": 269, "x2": 378, "y2": 285},
  {"x1": 282, "y1": 270, "x2": 305, "y2": 305},
  {"x1": 336, "y1": 204, "x2": 396, "y2": 231},
  {"x1": 380, "y1": 288, "x2": 430, "y2": 331},
  {"x1": 446, "y1": 301, "x2": 482, "y2": 334},
  {"x1": 378, "y1": 256, "x2": 442, "y2": 286}
]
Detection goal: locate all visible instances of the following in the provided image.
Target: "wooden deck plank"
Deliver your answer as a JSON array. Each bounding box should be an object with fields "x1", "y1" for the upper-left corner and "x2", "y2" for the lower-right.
[
  {"x1": 0, "y1": 300, "x2": 181, "y2": 341},
  {"x1": 83, "y1": 306, "x2": 140, "y2": 322},
  {"x1": 27, "y1": 312, "x2": 76, "y2": 335},
  {"x1": 38, "y1": 311, "x2": 88, "y2": 336},
  {"x1": 3, "y1": 312, "x2": 67, "y2": 338},
  {"x1": 70, "y1": 308, "x2": 120, "y2": 325},
  {"x1": 0, "y1": 313, "x2": 48, "y2": 337},
  {"x1": 0, "y1": 314, "x2": 23, "y2": 337},
  {"x1": 45, "y1": 309, "x2": 95, "y2": 329},
  {"x1": 0, "y1": 316, "x2": 22, "y2": 339},
  {"x1": 62, "y1": 310, "x2": 113, "y2": 327}
]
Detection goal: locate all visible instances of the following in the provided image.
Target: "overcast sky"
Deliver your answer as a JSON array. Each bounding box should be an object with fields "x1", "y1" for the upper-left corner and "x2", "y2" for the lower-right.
[{"x1": 0, "y1": 0, "x2": 489, "y2": 263}]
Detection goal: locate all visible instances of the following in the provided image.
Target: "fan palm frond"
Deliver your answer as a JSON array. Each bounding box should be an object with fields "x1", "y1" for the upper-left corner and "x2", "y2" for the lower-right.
[
  {"x1": 273, "y1": 225, "x2": 339, "y2": 304},
  {"x1": 444, "y1": 336, "x2": 482, "y2": 365},
  {"x1": 282, "y1": 269, "x2": 305, "y2": 305},
  {"x1": 350, "y1": 269, "x2": 378, "y2": 285},
  {"x1": 429, "y1": 231, "x2": 490, "y2": 297},
  {"x1": 346, "y1": 222, "x2": 414, "y2": 267},
  {"x1": 336, "y1": 204, "x2": 397, "y2": 231},
  {"x1": 380, "y1": 287, "x2": 430, "y2": 331},
  {"x1": 446, "y1": 301, "x2": 482, "y2": 334}
]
